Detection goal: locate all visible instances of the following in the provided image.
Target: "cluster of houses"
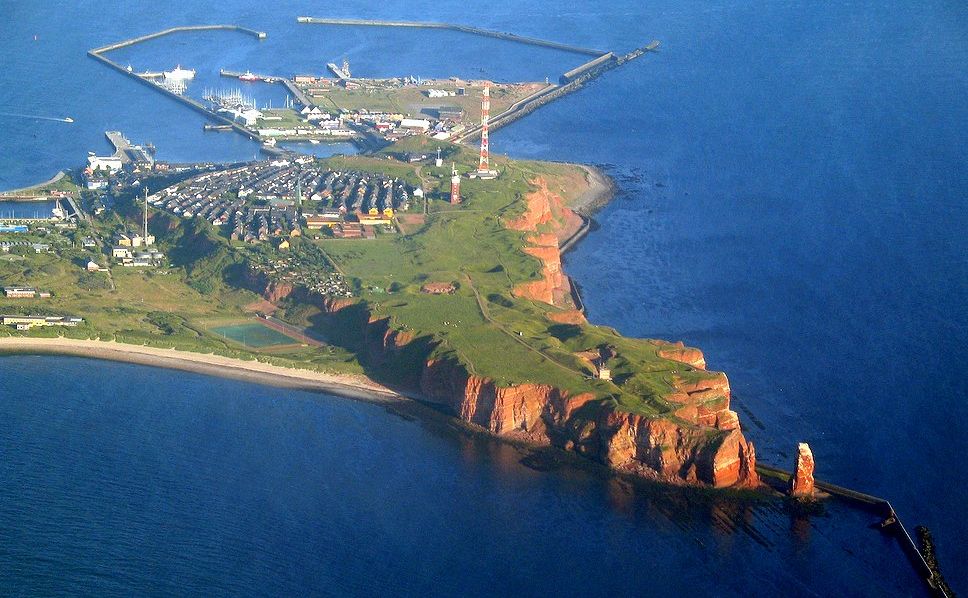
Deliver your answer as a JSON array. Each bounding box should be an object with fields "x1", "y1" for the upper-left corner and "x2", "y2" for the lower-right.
[
  {"x1": 149, "y1": 159, "x2": 418, "y2": 244},
  {"x1": 110, "y1": 231, "x2": 165, "y2": 268},
  {"x1": 249, "y1": 251, "x2": 353, "y2": 298},
  {"x1": 0, "y1": 241, "x2": 52, "y2": 254},
  {"x1": 110, "y1": 245, "x2": 166, "y2": 267}
]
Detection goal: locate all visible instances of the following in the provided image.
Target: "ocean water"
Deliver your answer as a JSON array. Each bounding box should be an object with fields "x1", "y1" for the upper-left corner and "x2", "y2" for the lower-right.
[{"x1": 1, "y1": 0, "x2": 965, "y2": 595}]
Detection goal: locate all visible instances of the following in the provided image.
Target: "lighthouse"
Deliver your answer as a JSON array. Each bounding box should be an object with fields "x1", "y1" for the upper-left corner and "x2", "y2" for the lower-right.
[{"x1": 450, "y1": 163, "x2": 461, "y2": 204}]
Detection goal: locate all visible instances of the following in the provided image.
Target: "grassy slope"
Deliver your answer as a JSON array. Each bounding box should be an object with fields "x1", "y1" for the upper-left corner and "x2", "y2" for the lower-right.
[{"x1": 0, "y1": 190, "x2": 363, "y2": 375}]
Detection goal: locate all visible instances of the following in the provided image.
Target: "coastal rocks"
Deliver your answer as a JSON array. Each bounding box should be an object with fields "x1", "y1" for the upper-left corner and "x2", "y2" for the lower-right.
[
  {"x1": 302, "y1": 178, "x2": 763, "y2": 490},
  {"x1": 418, "y1": 355, "x2": 760, "y2": 488},
  {"x1": 507, "y1": 179, "x2": 580, "y2": 309},
  {"x1": 600, "y1": 412, "x2": 759, "y2": 487},
  {"x1": 789, "y1": 443, "x2": 816, "y2": 498},
  {"x1": 244, "y1": 267, "x2": 294, "y2": 303},
  {"x1": 652, "y1": 340, "x2": 707, "y2": 370},
  {"x1": 513, "y1": 233, "x2": 571, "y2": 306}
]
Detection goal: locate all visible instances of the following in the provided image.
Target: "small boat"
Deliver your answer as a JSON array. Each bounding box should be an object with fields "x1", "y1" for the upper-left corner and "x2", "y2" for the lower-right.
[
  {"x1": 239, "y1": 71, "x2": 259, "y2": 82},
  {"x1": 63, "y1": 117, "x2": 74, "y2": 123}
]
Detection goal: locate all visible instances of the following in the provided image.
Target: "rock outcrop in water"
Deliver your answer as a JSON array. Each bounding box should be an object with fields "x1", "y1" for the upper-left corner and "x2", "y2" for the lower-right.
[{"x1": 789, "y1": 443, "x2": 816, "y2": 498}]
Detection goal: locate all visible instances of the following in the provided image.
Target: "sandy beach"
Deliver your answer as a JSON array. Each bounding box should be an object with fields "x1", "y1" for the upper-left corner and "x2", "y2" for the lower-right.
[{"x1": 0, "y1": 337, "x2": 403, "y2": 404}]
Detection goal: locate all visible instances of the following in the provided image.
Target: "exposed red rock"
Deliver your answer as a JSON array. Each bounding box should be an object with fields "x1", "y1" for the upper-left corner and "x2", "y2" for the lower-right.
[
  {"x1": 507, "y1": 180, "x2": 578, "y2": 309},
  {"x1": 248, "y1": 179, "x2": 763, "y2": 490},
  {"x1": 418, "y1": 355, "x2": 759, "y2": 488},
  {"x1": 653, "y1": 340, "x2": 707, "y2": 370},
  {"x1": 790, "y1": 443, "x2": 816, "y2": 498}
]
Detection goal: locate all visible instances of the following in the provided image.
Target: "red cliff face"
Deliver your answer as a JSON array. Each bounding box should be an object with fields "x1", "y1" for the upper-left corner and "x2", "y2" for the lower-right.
[
  {"x1": 245, "y1": 268, "x2": 295, "y2": 303},
  {"x1": 418, "y1": 355, "x2": 759, "y2": 488},
  {"x1": 653, "y1": 340, "x2": 707, "y2": 370},
  {"x1": 790, "y1": 443, "x2": 816, "y2": 498},
  {"x1": 507, "y1": 179, "x2": 579, "y2": 310}
]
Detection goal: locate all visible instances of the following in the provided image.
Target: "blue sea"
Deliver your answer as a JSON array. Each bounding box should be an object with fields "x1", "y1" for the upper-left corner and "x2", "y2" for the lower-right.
[{"x1": 1, "y1": 1, "x2": 965, "y2": 595}]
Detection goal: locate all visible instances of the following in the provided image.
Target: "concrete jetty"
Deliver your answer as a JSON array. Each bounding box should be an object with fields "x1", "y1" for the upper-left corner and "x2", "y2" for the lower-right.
[
  {"x1": 297, "y1": 17, "x2": 606, "y2": 56},
  {"x1": 756, "y1": 463, "x2": 952, "y2": 596},
  {"x1": 90, "y1": 24, "x2": 266, "y2": 54},
  {"x1": 455, "y1": 41, "x2": 659, "y2": 143},
  {"x1": 219, "y1": 69, "x2": 314, "y2": 108}
]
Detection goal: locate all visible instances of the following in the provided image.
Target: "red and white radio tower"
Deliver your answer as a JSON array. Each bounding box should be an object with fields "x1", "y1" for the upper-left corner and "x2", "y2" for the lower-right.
[
  {"x1": 478, "y1": 83, "x2": 491, "y2": 174},
  {"x1": 450, "y1": 162, "x2": 461, "y2": 204}
]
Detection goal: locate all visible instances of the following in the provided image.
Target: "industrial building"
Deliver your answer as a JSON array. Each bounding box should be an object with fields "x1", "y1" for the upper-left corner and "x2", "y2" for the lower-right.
[{"x1": 2, "y1": 315, "x2": 83, "y2": 330}]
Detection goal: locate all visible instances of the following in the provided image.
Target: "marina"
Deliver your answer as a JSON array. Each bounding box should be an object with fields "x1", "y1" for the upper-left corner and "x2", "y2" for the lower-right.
[{"x1": 86, "y1": 20, "x2": 656, "y2": 155}]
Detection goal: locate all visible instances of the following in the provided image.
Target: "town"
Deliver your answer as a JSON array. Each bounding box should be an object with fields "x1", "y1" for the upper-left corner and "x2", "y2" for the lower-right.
[{"x1": 149, "y1": 157, "x2": 420, "y2": 242}]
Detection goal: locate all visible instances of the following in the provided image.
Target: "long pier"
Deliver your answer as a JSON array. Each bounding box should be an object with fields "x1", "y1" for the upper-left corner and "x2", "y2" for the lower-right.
[
  {"x1": 220, "y1": 70, "x2": 316, "y2": 108},
  {"x1": 0, "y1": 171, "x2": 66, "y2": 196},
  {"x1": 90, "y1": 24, "x2": 266, "y2": 54},
  {"x1": 454, "y1": 42, "x2": 659, "y2": 143},
  {"x1": 756, "y1": 464, "x2": 952, "y2": 597},
  {"x1": 297, "y1": 17, "x2": 606, "y2": 56}
]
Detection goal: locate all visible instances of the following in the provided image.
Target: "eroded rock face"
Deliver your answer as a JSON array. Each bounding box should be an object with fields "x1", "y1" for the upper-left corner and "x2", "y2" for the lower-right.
[
  {"x1": 653, "y1": 340, "x2": 707, "y2": 370},
  {"x1": 419, "y1": 355, "x2": 760, "y2": 488},
  {"x1": 507, "y1": 179, "x2": 578, "y2": 309},
  {"x1": 245, "y1": 268, "x2": 295, "y2": 303},
  {"x1": 789, "y1": 443, "x2": 816, "y2": 498}
]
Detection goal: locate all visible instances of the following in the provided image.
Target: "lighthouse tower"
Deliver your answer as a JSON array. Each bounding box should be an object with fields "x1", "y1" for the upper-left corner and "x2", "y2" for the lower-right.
[{"x1": 450, "y1": 163, "x2": 461, "y2": 204}]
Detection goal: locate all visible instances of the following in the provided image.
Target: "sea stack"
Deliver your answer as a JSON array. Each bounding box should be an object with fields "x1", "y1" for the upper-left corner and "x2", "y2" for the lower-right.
[{"x1": 789, "y1": 442, "x2": 816, "y2": 498}]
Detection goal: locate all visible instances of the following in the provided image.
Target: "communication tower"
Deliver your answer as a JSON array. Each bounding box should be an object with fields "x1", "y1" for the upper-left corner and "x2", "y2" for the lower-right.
[{"x1": 476, "y1": 83, "x2": 497, "y2": 178}]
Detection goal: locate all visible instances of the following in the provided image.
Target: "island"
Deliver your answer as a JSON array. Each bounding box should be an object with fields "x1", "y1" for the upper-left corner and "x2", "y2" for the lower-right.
[{"x1": 0, "y1": 135, "x2": 763, "y2": 489}]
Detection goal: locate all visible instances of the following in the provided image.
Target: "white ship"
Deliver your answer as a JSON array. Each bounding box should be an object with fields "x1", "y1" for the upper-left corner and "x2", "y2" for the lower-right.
[{"x1": 163, "y1": 65, "x2": 196, "y2": 82}]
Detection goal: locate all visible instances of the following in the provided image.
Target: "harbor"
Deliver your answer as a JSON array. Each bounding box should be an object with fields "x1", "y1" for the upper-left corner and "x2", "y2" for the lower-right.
[{"x1": 86, "y1": 19, "x2": 659, "y2": 157}]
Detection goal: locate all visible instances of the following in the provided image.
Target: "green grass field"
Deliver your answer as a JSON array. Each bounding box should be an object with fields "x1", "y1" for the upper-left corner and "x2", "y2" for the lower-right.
[{"x1": 210, "y1": 322, "x2": 300, "y2": 348}]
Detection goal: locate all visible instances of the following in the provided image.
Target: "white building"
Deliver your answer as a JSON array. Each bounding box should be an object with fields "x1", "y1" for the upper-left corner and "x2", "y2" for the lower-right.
[
  {"x1": 399, "y1": 118, "x2": 431, "y2": 132},
  {"x1": 87, "y1": 153, "x2": 123, "y2": 173}
]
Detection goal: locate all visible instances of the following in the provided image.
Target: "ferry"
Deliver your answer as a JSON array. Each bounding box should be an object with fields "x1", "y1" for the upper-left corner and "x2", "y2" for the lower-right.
[
  {"x1": 239, "y1": 71, "x2": 260, "y2": 82},
  {"x1": 164, "y1": 65, "x2": 196, "y2": 81}
]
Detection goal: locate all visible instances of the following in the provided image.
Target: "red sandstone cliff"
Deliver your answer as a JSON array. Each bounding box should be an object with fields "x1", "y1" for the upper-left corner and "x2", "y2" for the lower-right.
[
  {"x1": 790, "y1": 443, "x2": 816, "y2": 498},
  {"x1": 507, "y1": 178, "x2": 584, "y2": 314},
  {"x1": 417, "y1": 354, "x2": 758, "y2": 488}
]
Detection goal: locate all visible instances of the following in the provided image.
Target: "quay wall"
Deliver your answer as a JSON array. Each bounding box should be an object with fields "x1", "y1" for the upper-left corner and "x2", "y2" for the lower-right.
[
  {"x1": 91, "y1": 24, "x2": 265, "y2": 54},
  {"x1": 756, "y1": 464, "x2": 945, "y2": 594},
  {"x1": 297, "y1": 17, "x2": 605, "y2": 56}
]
